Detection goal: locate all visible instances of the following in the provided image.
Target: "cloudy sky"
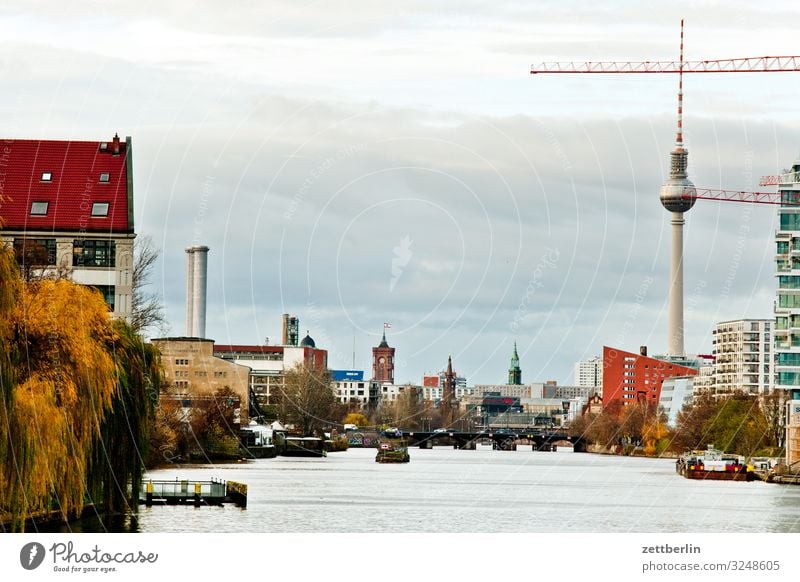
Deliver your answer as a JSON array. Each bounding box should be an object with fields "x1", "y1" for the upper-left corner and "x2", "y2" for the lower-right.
[{"x1": 3, "y1": 1, "x2": 799, "y2": 384}]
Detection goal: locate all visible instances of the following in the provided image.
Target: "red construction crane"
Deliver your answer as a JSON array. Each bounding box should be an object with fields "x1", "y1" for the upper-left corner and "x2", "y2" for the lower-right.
[{"x1": 530, "y1": 19, "x2": 800, "y2": 205}]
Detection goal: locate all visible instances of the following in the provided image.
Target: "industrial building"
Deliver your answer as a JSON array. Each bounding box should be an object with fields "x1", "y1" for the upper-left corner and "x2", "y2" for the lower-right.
[
  {"x1": 214, "y1": 336, "x2": 328, "y2": 410},
  {"x1": 0, "y1": 136, "x2": 135, "y2": 319},
  {"x1": 151, "y1": 336, "x2": 251, "y2": 424}
]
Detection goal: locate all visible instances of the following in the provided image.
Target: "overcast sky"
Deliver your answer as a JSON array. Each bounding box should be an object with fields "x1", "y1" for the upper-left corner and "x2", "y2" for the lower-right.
[{"x1": 3, "y1": 1, "x2": 799, "y2": 384}]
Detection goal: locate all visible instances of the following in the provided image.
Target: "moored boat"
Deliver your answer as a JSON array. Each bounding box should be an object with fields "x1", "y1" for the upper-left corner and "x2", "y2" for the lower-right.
[
  {"x1": 676, "y1": 446, "x2": 755, "y2": 481},
  {"x1": 375, "y1": 438, "x2": 410, "y2": 463}
]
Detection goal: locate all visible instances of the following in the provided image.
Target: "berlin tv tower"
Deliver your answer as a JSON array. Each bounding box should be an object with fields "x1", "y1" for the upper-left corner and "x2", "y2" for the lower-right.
[{"x1": 658, "y1": 22, "x2": 696, "y2": 356}]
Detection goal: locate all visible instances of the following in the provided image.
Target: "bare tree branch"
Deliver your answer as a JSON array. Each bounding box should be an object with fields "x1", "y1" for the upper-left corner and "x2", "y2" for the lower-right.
[{"x1": 131, "y1": 235, "x2": 166, "y2": 335}]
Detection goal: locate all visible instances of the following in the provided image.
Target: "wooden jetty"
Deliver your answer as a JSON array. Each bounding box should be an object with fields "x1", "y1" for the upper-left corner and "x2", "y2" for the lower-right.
[{"x1": 140, "y1": 478, "x2": 247, "y2": 507}]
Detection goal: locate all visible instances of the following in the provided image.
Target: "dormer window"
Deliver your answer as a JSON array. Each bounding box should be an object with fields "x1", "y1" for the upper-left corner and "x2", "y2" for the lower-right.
[
  {"x1": 91, "y1": 202, "x2": 109, "y2": 217},
  {"x1": 40, "y1": 172, "x2": 52, "y2": 182},
  {"x1": 99, "y1": 172, "x2": 110, "y2": 183},
  {"x1": 30, "y1": 201, "x2": 49, "y2": 215}
]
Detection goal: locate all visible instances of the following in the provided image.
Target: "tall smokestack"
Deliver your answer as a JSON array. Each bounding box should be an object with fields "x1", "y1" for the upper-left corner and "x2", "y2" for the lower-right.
[{"x1": 185, "y1": 245, "x2": 210, "y2": 338}]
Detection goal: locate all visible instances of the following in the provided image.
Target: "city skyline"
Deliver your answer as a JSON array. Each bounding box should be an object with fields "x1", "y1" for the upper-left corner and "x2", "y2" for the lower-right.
[{"x1": 2, "y1": 2, "x2": 799, "y2": 384}]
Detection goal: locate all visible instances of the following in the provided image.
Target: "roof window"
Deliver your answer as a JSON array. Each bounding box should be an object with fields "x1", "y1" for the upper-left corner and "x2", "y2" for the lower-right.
[
  {"x1": 30, "y1": 201, "x2": 49, "y2": 215},
  {"x1": 99, "y1": 172, "x2": 110, "y2": 183},
  {"x1": 99, "y1": 142, "x2": 108, "y2": 151},
  {"x1": 40, "y1": 172, "x2": 52, "y2": 182},
  {"x1": 91, "y1": 202, "x2": 109, "y2": 217}
]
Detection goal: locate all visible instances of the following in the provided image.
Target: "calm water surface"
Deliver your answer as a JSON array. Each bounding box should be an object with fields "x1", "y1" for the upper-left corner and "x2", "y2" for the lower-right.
[{"x1": 133, "y1": 446, "x2": 800, "y2": 533}]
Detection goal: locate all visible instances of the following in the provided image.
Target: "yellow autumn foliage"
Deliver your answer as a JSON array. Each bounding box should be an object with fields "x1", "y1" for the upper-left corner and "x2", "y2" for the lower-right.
[
  {"x1": 0, "y1": 245, "x2": 158, "y2": 530},
  {"x1": 6, "y1": 279, "x2": 118, "y2": 521}
]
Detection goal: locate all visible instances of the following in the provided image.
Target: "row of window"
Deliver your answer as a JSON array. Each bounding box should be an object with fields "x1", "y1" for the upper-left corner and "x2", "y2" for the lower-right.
[
  {"x1": 39, "y1": 171, "x2": 111, "y2": 183},
  {"x1": 13, "y1": 238, "x2": 116, "y2": 267},
  {"x1": 30, "y1": 201, "x2": 110, "y2": 217},
  {"x1": 175, "y1": 359, "x2": 189, "y2": 365}
]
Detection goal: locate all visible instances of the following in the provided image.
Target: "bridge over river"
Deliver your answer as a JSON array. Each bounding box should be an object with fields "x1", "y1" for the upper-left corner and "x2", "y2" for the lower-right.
[{"x1": 398, "y1": 428, "x2": 586, "y2": 452}]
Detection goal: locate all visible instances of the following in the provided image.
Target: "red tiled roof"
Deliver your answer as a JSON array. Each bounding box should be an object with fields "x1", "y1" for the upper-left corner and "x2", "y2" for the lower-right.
[{"x1": 0, "y1": 137, "x2": 132, "y2": 234}]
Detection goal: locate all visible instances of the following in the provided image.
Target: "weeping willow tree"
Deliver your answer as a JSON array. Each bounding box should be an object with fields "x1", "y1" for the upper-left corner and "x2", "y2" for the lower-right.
[
  {"x1": 88, "y1": 320, "x2": 161, "y2": 514},
  {"x1": 0, "y1": 243, "x2": 160, "y2": 530}
]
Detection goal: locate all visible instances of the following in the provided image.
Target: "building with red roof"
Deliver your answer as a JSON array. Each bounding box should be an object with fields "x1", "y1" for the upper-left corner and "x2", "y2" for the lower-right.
[{"x1": 0, "y1": 135, "x2": 135, "y2": 319}]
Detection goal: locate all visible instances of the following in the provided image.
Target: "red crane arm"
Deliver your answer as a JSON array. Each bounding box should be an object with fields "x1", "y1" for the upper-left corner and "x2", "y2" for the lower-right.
[
  {"x1": 680, "y1": 188, "x2": 799, "y2": 206},
  {"x1": 531, "y1": 56, "x2": 800, "y2": 74}
]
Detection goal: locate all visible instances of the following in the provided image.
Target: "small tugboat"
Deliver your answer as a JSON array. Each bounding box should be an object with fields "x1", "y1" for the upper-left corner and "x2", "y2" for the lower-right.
[
  {"x1": 375, "y1": 438, "x2": 410, "y2": 463},
  {"x1": 676, "y1": 446, "x2": 755, "y2": 482}
]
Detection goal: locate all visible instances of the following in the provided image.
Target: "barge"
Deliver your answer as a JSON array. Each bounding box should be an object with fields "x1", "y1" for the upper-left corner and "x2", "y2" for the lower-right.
[
  {"x1": 375, "y1": 438, "x2": 410, "y2": 463},
  {"x1": 676, "y1": 447, "x2": 755, "y2": 482}
]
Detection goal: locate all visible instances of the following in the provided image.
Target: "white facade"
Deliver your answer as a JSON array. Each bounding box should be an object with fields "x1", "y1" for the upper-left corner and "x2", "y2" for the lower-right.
[
  {"x1": 573, "y1": 356, "x2": 603, "y2": 390},
  {"x1": 473, "y1": 384, "x2": 537, "y2": 399},
  {"x1": 659, "y1": 376, "x2": 694, "y2": 426},
  {"x1": 693, "y1": 358, "x2": 715, "y2": 394},
  {"x1": 712, "y1": 319, "x2": 772, "y2": 396},
  {"x1": 216, "y1": 346, "x2": 319, "y2": 405},
  {"x1": 334, "y1": 379, "x2": 379, "y2": 406},
  {"x1": 421, "y1": 384, "x2": 474, "y2": 402},
  {"x1": 2, "y1": 235, "x2": 134, "y2": 321}
]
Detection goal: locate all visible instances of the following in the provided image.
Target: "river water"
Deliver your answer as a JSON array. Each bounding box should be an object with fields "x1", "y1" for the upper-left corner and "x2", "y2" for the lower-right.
[{"x1": 122, "y1": 446, "x2": 800, "y2": 533}]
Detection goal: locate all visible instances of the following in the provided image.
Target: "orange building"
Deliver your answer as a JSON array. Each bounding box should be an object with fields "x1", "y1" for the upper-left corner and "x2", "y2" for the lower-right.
[{"x1": 602, "y1": 346, "x2": 698, "y2": 410}]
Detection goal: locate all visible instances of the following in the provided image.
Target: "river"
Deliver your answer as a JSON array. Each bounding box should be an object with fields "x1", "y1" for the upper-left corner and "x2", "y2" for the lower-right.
[{"x1": 68, "y1": 446, "x2": 800, "y2": 533}]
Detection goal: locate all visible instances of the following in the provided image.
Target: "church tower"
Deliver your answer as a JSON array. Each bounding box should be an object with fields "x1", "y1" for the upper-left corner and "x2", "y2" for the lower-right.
[
  {"x1": 508, "y1": 342, "x2": 522, "y2": 385},
  {"x1": 372, "y1": 329, "x2": 395, "y2": 384},
  {"x1": 441, "y1": 355, "x2": 457, "y2": 426}
]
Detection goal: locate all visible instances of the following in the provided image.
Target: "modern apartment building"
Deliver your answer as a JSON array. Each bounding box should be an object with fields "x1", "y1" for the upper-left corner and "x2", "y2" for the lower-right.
[
  {"x1": 712, "y1": 319, "x2": 772, "y2": 396},
  {"x1": 774, "y1": 162, "x2": 800, "y2": 466},
  {"x1": 574, "y1": 356, "x2": 603, "y2": 390}
]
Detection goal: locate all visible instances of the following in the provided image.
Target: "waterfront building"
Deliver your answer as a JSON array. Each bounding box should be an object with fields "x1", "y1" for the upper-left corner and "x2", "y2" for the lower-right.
[
  {"x1": 508, "y1": 342, "x2": 522, "y2": 384},
  {"x1": 602, "y1": 345, "x2": 698, "y2": 409},
  {"x1": 711, "y1": 319, "x2": 772, "y2": 396},
  {"x1": 0, "y1": 135, "x2": 135, "y2": 320},
  {"x1": 330, "y1": 370, "x2": 379, "y2": 408},
  {"x1": 659, "y1": 376, "x2": 695, "y2": 426},
  {"x1": 774, "y1": 162, "x2": 800, "y2": 465},
  {"x1": 214, "y1": 335, "x2": 328, "y2": 410},
  {"x1": 152, "y1": 337, "x2": 251, "y2": 423},
  {"x1": 573, "y1": 356, "x2": 603, "y2": 392}
]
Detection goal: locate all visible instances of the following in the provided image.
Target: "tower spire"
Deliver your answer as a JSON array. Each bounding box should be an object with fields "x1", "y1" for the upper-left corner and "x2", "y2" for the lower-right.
[
  {"x1": 676, "y1": 18, "x2": 684, "y2": 148},
  {"x1": 508, "y1": 342, "x2": 522, "y2": 385}
]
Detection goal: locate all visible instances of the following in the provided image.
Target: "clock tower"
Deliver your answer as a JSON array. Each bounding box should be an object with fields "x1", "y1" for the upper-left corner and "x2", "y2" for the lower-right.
[{"x1": 372, "y1": 330, "x2": 395, "y2": 384}]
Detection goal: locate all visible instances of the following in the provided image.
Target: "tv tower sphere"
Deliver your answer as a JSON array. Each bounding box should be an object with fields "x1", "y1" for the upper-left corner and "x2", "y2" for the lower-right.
[{"x1": 659, "y1": 147, "x2": 696, "y2": 213}]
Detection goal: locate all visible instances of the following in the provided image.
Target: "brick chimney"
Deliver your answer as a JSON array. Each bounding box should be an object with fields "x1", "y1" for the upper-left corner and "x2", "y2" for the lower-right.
[{"x1": 112, "y1": 133, "x2": 120, "y2": 155}]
